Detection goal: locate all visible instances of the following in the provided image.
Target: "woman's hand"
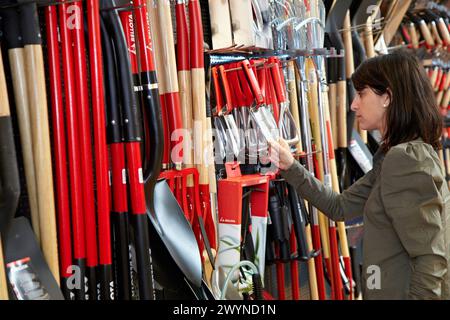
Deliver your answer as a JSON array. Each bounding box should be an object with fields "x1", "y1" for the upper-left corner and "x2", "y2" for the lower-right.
[{"x1": 268, "y1": 139, "x2": 295, "y2": 170}]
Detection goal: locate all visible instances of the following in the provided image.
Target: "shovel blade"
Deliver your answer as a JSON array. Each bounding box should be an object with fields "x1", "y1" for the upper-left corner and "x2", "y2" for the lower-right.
[{"x1": 147, "y1": 180, "x2": 203, "y2": 289}]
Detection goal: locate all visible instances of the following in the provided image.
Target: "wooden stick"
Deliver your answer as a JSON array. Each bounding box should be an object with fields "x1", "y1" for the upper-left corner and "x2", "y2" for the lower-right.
[
  {"x1": 287, "y1": 61, "x2": 303, "y2": 153},
  {"x1": 8, "y1": 48, "x2": 40, "y2": 241},
  {"x1": 364, "y1": 16, "x2": 376, "y2": 58},
  {"x1": 20, "y1": 1, "x2": 59, "y2": 283},
  {"x1": 408, "y1": 23, "x2": 420, "y2": 49},
  {"x1": 343, "y1": 12, "x2": 366, "y2": 143}
]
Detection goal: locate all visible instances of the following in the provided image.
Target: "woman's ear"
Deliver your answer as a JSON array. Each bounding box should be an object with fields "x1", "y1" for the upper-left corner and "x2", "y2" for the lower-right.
[{"x1": 383, "y1": 88, "x2": 392, "y2": 107}]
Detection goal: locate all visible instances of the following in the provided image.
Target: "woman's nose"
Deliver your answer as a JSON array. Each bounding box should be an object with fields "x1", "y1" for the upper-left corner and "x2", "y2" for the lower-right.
[{"x1": 350, "y1": 97, "x2": 359, "y2": 112}]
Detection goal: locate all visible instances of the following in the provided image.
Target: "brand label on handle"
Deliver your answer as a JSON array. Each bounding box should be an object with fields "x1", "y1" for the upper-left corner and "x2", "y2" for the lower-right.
[
  {"x1": 122, "y1": 169, "x2": 127, "y2": 184},
  {"x1": 138, "y1": 168, "x2": 144, "y2": 184}
]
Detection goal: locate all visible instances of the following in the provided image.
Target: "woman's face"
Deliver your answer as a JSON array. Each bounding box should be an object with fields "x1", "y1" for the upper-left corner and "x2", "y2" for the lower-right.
[{"x1": 350, "y1": 86, "x2": 390, "y2": 134}]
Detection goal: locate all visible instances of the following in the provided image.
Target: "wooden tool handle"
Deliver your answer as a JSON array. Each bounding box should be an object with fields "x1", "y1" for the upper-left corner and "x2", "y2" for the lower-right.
[
  {"x1": 364, "y1": 16, "x2": 376, "y2": 58},
  {"x1": 147, "y1": 0, "x2": 166, "y2": 93},
  {"x1": 192, "y1": 69, "x2": 208, "y2": 184},
  {"x1": 9, "y1": 48, "x2": 40, "y2": 243},
  {"x1": 328, "y1": 83, "x2": 338, "y2": 149},
  {"x1": 305, "y1": 225, "x2": 319, "y2": 300},
  {"x1": 438, "y1": 18, "x2": 450, "y2": 45},
  {"x1": 287, "y1": 61, "x2": 303, "y2": 153},
  {"x1": 430, "y1": 21, "x2": 443, "y2": 47},
  {"x1": 337, "y1": 80, "x2": 347, "y2": 148},
  {"x1": 3, "y1": 9, "x2": 39, "y2": 238},
  {"x1": 419, "y1": 20, "x2": 435, "y2": 47},
  {"x1": 342, "y1": 11, "x2": 354, "y2": 79},
  {"x1": 25, "y1": 44, "x2": 60, "y2": 283},
  {"x1": 409, "y1": 23, "x2": 420, "y2": 49},
  {"x1": 157, "y1": 0, "x2": 179, "y2": 93}
]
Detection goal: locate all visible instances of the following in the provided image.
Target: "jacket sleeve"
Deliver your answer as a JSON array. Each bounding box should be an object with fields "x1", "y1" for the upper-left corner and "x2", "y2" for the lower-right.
[
  {"x1": 280, "y1": 160, "x2": 376, "y2": 222},
  {"x1": 380, "y1": 145, "x2": 448, "y2": 300}
]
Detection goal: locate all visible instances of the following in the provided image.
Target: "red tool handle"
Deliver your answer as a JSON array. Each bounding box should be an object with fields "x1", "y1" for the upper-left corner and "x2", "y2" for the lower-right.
[
  {"x1": 59, "y1": 1, "x2": 85, "y2": 263},
  {"x1": 45, "y1": 5, "x2": 72, "y2": 282},
  {"x1": 176, "y1": 0, "x2": 190, "y2": 72},
  {"x1": 87, "y1": 0, "x2": 112, "y2": 269},
  {"x1": 227, "y1": 63, "x2": 248, "y2": 108},
  {"x1": 189, "y1": 0, "x2": 204, "y2": 69},
  {"x1": 254, "y1": 59, "x2": 267, "y2": 105},
  {"x1": 269, "y1": 57, "x2": 287, "y2": 103},
  {"x1": 211, "y1": 66, "x2": 224, "y2": 115},
  {"x1": 241, "y1": 60, "x2": 265, "y2": 105},
  {"x1": 72, "y1": 0, "x2": 98, "y2": 270},
  {"x1": 218, "y1": 65, "x2": 234, "y2": 114},
  {"x1": 133, "y1": 0, "x2": 156, "y2": 72}
]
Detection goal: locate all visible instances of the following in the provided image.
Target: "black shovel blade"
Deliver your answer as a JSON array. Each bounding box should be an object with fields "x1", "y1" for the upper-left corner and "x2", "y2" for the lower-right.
[{"x1": 147, "y1": 180, "x2": 203, "y2": 289}]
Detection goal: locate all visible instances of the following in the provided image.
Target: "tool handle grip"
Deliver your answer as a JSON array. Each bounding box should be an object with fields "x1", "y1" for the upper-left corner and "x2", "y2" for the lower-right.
[
  {"x1": 218, "y1": 65, "x2": 234, "y2": 113},
  {"x1": 241, "y1": 60, "x2": 265, "y2": 105},
  {"x1": 269, "y1": 57, "x2": 287, "y2": 103}
]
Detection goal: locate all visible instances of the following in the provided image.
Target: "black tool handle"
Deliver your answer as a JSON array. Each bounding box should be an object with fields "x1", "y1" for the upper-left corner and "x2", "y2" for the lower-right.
[{"x1": 287, "y1": 184, "x2": 316, "y2": 261}]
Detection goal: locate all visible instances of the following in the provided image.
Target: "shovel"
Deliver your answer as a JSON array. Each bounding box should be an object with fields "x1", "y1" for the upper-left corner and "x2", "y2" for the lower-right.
[{"x1": 0, "y1": 38, "x2": 21, "y2": 300}]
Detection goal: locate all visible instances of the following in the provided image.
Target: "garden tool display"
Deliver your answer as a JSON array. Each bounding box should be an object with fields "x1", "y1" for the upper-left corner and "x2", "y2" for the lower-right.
[
  {"x1": 17, "y1": 0, "x2": 59, "y2": 283},
  {"x1": 44, "y1": 4, "x2": 72, "y2": 299}
]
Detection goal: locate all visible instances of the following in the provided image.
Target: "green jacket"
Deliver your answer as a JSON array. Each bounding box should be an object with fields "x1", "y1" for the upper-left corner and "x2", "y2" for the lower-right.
[{"x1": 281, "y1": 139, "x2": 450, "y2": 300}]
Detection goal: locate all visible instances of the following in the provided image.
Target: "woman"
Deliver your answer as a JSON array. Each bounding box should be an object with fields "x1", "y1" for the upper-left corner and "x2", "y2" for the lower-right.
[{"x1": 269, "y1": 51, "x2": 450, "y2": 300}]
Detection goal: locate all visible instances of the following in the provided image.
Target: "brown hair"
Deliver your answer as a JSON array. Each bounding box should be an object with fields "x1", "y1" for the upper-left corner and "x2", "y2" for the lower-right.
[{"x1": 351, "y1": 50, "x2": 442, "y2": 152}]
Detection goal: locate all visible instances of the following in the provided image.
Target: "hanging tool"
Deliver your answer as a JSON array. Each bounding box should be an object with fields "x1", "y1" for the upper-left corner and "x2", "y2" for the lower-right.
[
  {"x1": 17, "y1": 0, "x2": 59, "y2": 283},
  {"x1": 101, "y1": 16, "x2": 131, "y2": 300},
  {"x1": 44, "y1": 4, "x2": 72, "y2": 299},
  {"x1": 58, "y1": 0, "x2": 86, "y2": 300},
  {"x1": 87, "y1": 0, "x2": 113, "y2": 300},
  {"x1": 1, "y1": 6, "x2": 39, "y2": 243},
  {"x1": 0, "y1": 38, "x2": 21, "y2": 301},
  {"x1": 70, "y1": 0, "x2": 99, "y2": 299}
]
